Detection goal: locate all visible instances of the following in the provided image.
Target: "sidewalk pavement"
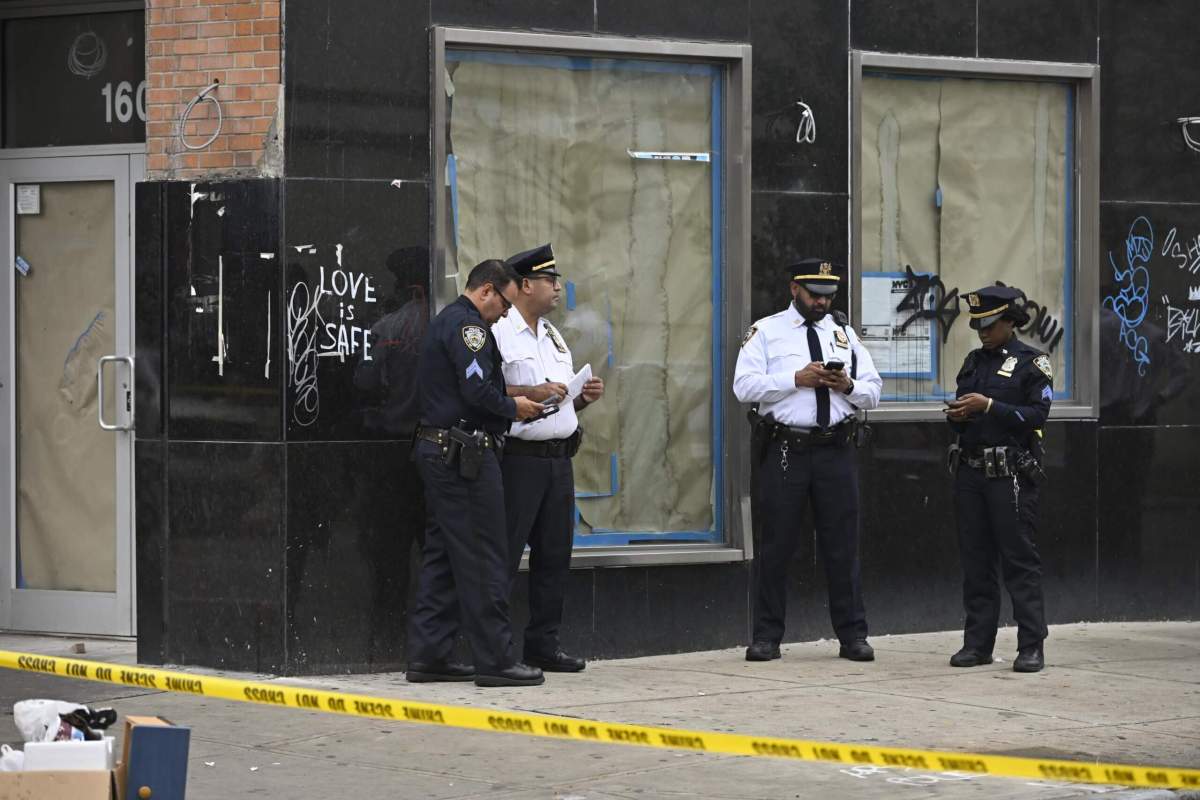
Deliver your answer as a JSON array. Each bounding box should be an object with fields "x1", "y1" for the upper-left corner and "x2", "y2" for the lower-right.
[{"x1": 1, "y1": 621, "x2": 1197, "y2": 800}]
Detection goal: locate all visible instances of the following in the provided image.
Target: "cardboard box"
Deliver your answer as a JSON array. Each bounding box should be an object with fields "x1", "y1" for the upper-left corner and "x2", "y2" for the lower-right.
[{"x1": 0, "y1": 769, "x2": 116, "y2": 799}]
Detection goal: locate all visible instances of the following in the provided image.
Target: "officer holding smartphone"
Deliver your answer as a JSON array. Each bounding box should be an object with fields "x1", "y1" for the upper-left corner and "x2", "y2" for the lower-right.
[
  {"x1": 944, "y1": 285, "x2": 1052, "y2": 673},
  {"x1": 733, "y1": 258, "x2": 882, "y2": 663}
]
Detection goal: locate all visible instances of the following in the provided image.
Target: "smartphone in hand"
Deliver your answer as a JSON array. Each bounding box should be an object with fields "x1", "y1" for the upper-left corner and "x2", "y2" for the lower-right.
[{"x1": 823, "y1": 360, "x2": 845, "y2": 372}]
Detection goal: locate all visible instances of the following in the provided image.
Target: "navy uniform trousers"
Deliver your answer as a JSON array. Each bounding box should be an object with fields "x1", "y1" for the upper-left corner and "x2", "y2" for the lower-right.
[
  {"x1": 954, "y1": 463, "x2": 1047, "y2": 653},
  {"x1": 502, "y1": 452, "x2": 575, "y2": 659},
  {"x1": 753, "y1": 437, "x2": 867, "y2": 644},
  {"x1": 407, "y1": 439, "x2": 515, "y2": 673}
]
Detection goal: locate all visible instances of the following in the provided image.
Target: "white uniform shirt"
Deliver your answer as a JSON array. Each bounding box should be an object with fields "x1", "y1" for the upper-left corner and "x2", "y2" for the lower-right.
[
  {"x1": 492, "y1": 310, "x2": 580, "y2": 441},
  {"x1": 733, "y1": 303, "x2": 882, "y2": 427}
]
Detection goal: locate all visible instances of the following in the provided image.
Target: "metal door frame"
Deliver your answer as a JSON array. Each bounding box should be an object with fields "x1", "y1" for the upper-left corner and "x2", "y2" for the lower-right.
[{"x1": 0, "y1": 146, "x2": 143, "y2": 635}]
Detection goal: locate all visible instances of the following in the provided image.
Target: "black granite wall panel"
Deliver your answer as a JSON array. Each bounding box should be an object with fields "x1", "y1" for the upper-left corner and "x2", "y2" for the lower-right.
[
  {"x1": 282, "y1": 179, "x2": 431, "y2": 441},
  {"x1": 1099, "y1": 426, "x2": 1200, "y2": 620},
  {"x1": 853, "y1": 420, "x2": 1098, "y2": 643},
  {"x1": 134, "y1": 182, "x2": 165, "y2": 440},
  {"x1": 285, "y1": 441, "x2": 423, "y2": 674},
  {"x1": 1100, "y1": 0, "x2": 1200, "y2": 203},
  {"x1": 164, "y1": 179, "x2": 282, "y2": 441},
  {"x1": 135, "y1": 440, "x2": 166, "y2": 664},
  {"x1": 285, "y1": 0, "x2": 430, "y2": 181},
  {"x1": 978, "y1": 0, "x2": 1098, "y2": 64},
  {"x1": 750, "y1": 0, "x2": 848, "y2": 194},
  {"x1": 851, "y1": 0, "x2": 976, "y2": 57},
  {"x1": 1099, "y1": 202, "x2": 1200, "y2": 427},
  {"x1": 751, "y1": 192, "x2": 849, "y2": 322},
  {"x1": 597, "y1": 0, "x2": 749, "y2": 41},
  {"x1": 432, "y1": 0, "x2": 592, "y2": 32},
  {"x1": 164, "y1": 441, "x2": 285, "y2": 672}
]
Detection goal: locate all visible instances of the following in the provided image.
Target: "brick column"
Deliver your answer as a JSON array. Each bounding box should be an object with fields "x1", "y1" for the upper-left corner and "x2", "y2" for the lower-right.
[{"x1": 145, "y1": 0, "x2": 282, "y2": 180}]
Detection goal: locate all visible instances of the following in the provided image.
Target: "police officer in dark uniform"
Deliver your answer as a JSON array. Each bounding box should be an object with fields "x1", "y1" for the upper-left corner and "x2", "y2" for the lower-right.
[
  {"x1": 945, "y1": 285, "x2": 1053, "y2": 673},
  {"x1": 406, "y1": 259, "x2": 547, "y2": 687}
]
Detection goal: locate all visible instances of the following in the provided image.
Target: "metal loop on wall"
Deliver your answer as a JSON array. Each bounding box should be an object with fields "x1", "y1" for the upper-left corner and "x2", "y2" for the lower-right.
[
  {"x1": 1177, "y1": 117, "x2": 1200, "y2": 153},
  {"x1": 179, "y1": 81, "x2": 224, "y2": 151}
]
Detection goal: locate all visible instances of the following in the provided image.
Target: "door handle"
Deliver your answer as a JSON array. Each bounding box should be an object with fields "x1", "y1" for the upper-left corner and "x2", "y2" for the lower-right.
[{"x1": 97, "y1": 355, "x2": 135, "y2": 432}]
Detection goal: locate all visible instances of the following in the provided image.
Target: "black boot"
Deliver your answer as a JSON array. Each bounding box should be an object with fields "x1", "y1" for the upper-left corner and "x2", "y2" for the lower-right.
[
  {"x1": 745, "y1": 641, "x2": 781, "y2": 661},
  {"x1": 475, "y1": 663, "x2": 545, "y2": 687},
  {"x1": 1013, "y1": 643, "x2": 1044, "y2": 673},
  {"x1": 949, "y1": 648, "x2": 994, "y2": 668}
]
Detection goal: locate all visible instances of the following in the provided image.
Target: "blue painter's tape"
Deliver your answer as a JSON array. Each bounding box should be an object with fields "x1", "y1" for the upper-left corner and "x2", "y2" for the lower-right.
[
  {"x1": 565, "y1": 281, "x2": 576, "y2": 310},
  {"x1": 448, "y1": 154, "x2": 460, "y2": 248},
  {"x1": 610, "y1": 454, "x2": 619, "y2": 494},
  {"x1": 935, "y1": 186, "x2": 943, "y2": 208}
]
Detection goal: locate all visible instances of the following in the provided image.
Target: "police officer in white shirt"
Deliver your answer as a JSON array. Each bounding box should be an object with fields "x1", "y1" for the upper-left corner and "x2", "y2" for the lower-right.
[
  {"x1": 493, "y1": 243, "x2": 604, "y2": 673},
  {"x1": 733, "y1": 258, "x2": 882, "y2": 663}
]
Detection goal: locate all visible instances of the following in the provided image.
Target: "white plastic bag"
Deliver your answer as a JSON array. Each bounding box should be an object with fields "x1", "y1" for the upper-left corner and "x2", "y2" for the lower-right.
[
  {"x1": 0, "y1": 744, "x2": 24, "y2": 772},
  {"x1": 12, "y1": 699, "x2": 87, "y2": 743}
]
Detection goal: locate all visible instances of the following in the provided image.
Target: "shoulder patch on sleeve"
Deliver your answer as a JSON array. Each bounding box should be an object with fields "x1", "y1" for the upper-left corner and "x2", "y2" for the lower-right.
[
  {"x1": 741, "y1": 325, "x2": 758, "y2": 347},
  {"x1": 461, "y1": 325, "x2": 487, "y2": 352},
  {"x1": 1033, "y1": 354, "x2": 1053, "y2": 381}
]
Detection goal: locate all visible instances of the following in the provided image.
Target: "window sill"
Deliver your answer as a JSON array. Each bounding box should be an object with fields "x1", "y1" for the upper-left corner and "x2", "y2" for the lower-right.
[
  {"x1": 518, "y1": 544, "x2": 746, "y2": 571},
  {"x1": 865, "y1": 403, "x2": 1097, "y2": 422}
]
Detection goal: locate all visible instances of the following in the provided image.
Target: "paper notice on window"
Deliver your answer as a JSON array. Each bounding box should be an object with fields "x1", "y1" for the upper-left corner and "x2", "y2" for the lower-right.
[
  {"x1": 16, "y1": 184, "x2": 40, "y2": 215},
  {"x1": 566, "y1": 363, "x2": 592, "y2": 399},
  {"x1": 858, "y1": 272, "x2": 935, "y2": 378}
]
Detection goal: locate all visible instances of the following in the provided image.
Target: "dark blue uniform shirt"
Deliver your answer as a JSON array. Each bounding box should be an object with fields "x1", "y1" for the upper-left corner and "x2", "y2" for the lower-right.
[
  {"x1": 950, "y1": 337, "x2": 1053, "y2": 449},
  {"x1": 418, "y1": 295, "x2": 516, "y2": 435}
]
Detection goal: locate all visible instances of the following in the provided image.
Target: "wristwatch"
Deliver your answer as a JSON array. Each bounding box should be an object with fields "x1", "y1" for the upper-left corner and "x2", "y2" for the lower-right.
[{"x1": 842, "y1": 379, "x2": 854, "y2": 396}]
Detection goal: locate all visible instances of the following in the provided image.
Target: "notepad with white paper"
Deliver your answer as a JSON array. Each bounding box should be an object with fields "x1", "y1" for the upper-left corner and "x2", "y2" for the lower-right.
[{"x1": 566, "y1": 363, "x2": 592, "y2": 399}]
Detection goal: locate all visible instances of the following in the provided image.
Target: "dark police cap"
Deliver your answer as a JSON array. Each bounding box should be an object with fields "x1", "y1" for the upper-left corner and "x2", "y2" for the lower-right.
[
  {"x1": 789, "y1": 258, "x2": 843, "y2": 296},
  {"x1": 504, "y1": 243, "x2": 561, "y2": 278},
  {"x1": 965, "y1": 285, "x2": 1025, "y2": 329}
]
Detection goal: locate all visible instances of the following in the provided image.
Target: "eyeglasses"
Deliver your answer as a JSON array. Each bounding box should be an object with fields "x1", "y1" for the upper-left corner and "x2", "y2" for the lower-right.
[
  {"x1": 526, "y1": 275, "x2": 561, "y2": 286},
  {"x1": 491, "y1": 284, "x2": 513, "y2": 310}
]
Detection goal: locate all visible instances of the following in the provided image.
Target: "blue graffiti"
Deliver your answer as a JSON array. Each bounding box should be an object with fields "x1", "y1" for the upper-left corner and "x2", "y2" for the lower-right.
[{"x1": 1103, "y1": 216, "x2": 1153, "y2": 376}]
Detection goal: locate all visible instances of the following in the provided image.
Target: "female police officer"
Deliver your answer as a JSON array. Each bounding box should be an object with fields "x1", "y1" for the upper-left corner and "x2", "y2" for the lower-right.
[{"x1": 944, "y1": 285, "x2": 1053, "y2": 673}]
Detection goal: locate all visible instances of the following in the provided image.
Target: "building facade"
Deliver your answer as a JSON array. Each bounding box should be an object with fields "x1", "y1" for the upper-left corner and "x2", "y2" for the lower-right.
[{"x1": 0, "y1": 0, "x2": 1196, "y2": 674}]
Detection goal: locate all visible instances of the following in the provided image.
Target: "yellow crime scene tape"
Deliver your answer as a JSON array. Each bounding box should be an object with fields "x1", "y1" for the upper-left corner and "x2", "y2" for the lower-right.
[{"x1": 2, "y1": 649, "x2": 1196, "y2": 790}]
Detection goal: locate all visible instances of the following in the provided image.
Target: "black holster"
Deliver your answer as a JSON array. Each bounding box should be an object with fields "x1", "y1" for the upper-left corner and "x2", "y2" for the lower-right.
[
  {"x1": 747, "y1": 408, "x2": 775, "y2": 464},
  {"x1": 946, "y1": 437, "x2": 962, "y2": 476},
  {"x1": 1013, "y1": 446, "x2": 1047, "y2": 486},
  {"x1": 448, "y1": 424, "x2": 486, "y2": 480}
]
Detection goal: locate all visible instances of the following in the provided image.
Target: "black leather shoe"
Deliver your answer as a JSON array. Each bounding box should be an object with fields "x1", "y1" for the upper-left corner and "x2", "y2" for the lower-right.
[
  {"x1": 838, "y1": 639, "x2": 875, "y2": 662},
  {"x1": 949, "y1": 648, "x2": 994, "y2": 668},
  {"x1": 1013, "y1": 644, "x2": 1045, "y2": 673},
  {"x1": 525, "y1": 649, "x2": 586, "y2": 672},
  {"x1": 745, "y1": 641, "x2": 781, "y2": 661},
  {"x1": 405, "y1": 661, "x2": 476, "y2": 682},
  {"x1": 474, "y1": 663, "x2": 545, "y2": 687}
]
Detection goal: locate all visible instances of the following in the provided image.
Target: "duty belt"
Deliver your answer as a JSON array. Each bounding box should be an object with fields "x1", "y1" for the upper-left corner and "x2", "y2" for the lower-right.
[
  {"x1": 416, "y1": 426, "x2": 502, "y2": 453},
  {"x1": 774, "y1": 419, "x2": 855, "y2": 449},
  {"x1": 963, "y1": 445, "x2": 1017, "y2": 477},
  {"x1": 504, "y1": 434, "x2": 579, "y2": 459}
]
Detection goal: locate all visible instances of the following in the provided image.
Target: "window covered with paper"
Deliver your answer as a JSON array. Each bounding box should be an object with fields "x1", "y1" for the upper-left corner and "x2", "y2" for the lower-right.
[
  {"x1": 443, "y1": 51, "x2": 723, "y2": 544},
  {"x1": 859, "y1": 74, "x2": 1075, "y2": 401}
]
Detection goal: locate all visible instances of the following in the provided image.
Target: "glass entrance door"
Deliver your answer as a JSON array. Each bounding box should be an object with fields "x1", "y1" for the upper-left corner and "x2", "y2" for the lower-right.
[{"x1": 0, "y1": 154, "x2": 136, "y2": 635}]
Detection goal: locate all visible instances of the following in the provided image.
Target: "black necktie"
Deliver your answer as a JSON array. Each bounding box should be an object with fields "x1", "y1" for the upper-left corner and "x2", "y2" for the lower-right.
[{"x1": 806, "y1": 321, "x2": 830, "y2": 429}]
